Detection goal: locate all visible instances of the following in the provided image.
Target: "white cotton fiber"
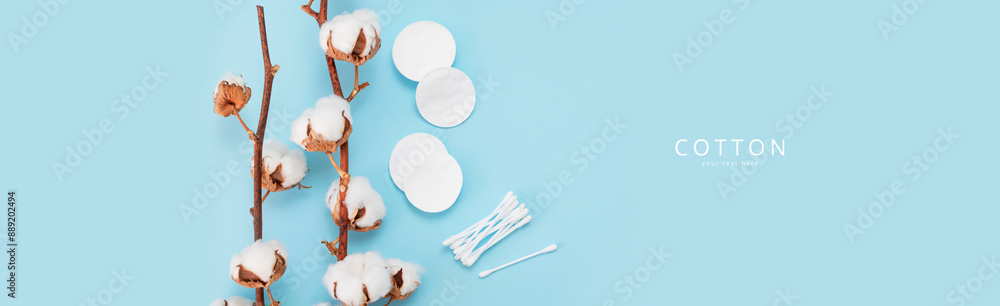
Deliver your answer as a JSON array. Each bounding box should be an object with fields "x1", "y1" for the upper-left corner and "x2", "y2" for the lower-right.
[
  {"x1": 214, "y1": 71, "x2": 245, "y2": 96},
  {"x1": 209, "y1": 298, "x2": 226, "y2": 306},
  {"x1": 289, "y1": 108, "x2": 314, "y2": 148},
  {"x1": 261, "y1": 139, "x2": 290, "y2": 174},
  {"x1": 326, "y1": 176, "x2": 386, "y2": 228},
  {"x1": 290, "y1": 95, "x2": 353, "y2": 150},
  {"x1": 392, "y1": 21, "x2": 456, "y2": 82},
  {"x1": 386, "y1": 258, "x2": 424, "y2": 296},
  {"x1": 257, "y1": 139, "x2": 308, "y2": 188},
  {"x1": 320, "y1": 9, "x2": 380, "y2": 56},
  {"x1": 415, "y1": 67, "x2": 476, "y2": 127},
  {"x1": 279, "y1": 149, "x2": 307, "y2": 188},
  {"x1": 230, "y1": 239, "x2": 287, "y2": 282},
  {"x1": 388, "y1": 133, "x2": 447, "y2": 191},
  {"x1": 323, "y1": 252, "x2": 391, "y2": 306},
  {"x1": 312, "y1": 303, "x2": 333, "y2": 306}
]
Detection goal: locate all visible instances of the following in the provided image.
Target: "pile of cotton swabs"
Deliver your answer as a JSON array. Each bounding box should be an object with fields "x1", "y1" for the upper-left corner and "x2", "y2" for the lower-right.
[{"x1": 443, "y1": 191, "x2": 532, "y2": 266}]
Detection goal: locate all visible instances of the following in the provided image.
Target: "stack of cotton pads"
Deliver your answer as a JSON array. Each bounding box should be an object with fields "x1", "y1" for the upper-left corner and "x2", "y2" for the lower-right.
[
  {"x1": 389, "y1": 133, "x2": 463, "y2": 213},
  {"x1": 443, "y1": 192, "x2": 532, "y2": 266},
  {"x1": 392, "y1": 21, "x2": 476, "y2": 128}
]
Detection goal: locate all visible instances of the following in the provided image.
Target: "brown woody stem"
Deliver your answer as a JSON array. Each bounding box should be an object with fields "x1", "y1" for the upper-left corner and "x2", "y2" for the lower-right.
[
  {"x1": 345, "y1": 65, "x2": 369, "y2": 102},
  {"x1": 252, "y1": 5, "x2": 278, "y2": 305},
  {"x1": 234, "y1": 112, "x2": 256, "y2": 141},
  {"x1": 304, "y1": 0, "x2": 351, "y2": 262}
]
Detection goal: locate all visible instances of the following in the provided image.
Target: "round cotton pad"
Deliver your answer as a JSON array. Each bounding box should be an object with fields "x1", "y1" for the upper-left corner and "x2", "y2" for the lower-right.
[
  {"x1": 403, "y1": 153, "x2": 463, "y2": 213},
  {"x1": 388, "y1": 133, "x2": 447, "y2": 191},
  {"x1": 415, "y1": 67, "x2": 476, "y2": 128},
  {"x1": 392, "y1": 21, "x2": 456, "y2": 82}
]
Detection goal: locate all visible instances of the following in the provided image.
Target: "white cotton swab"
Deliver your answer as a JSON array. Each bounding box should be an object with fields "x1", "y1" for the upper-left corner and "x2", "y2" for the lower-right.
[
  {"x1": 445, "y1": 192, "x2": 533, "y2": 267},
  {"x1": 478, "y1": 244, "x2": 558, "y2": 278}
]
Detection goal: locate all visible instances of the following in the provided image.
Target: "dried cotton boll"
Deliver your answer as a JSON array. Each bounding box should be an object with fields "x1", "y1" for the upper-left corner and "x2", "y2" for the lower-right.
[
  {"x1": 384, "y1": 258, "x2": 424, "y2": 300},
  {"x1": 322, "y1": 252, "x2": 393, "y2": 306},
  {"x1": 319, "y1": 9, "x2": 381, "y2": 66},
  {"x1": 209, "y1": 296, "x2": 253, "y2": 306},
  {"x1": 229, "y1": 239, "x2": 288, "y2": 288},
  {"x1": 290, "y1": 95, "x2": 353, "y2": 152},
  {"x1": 255, "y1": 139, "x2": 309, "y2": 192},
  {"x1": 326, "y1": 176, "x2": 385, "y2": 232},
  {"x1": 213, "y1": 71, "x2": 252, "y2": 117}
]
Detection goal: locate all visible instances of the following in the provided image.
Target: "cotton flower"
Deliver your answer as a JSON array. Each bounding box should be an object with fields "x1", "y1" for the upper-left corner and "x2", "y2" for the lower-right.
[
  {"x1": 290, "y1": 95, "x2": 353, "y2": 152},
  {"x1": 322, "y1": 251, "x2": 392, "y2": 306},
  {"x1": 385, "y1": 258, "x2": 424, "y2": 300},
  {"x1": 319, "y1": 9, "x2": 381, "y2": 65},
  {"x1": 230, "y1": 239, "x2": 288, "y2": 288},
  {"x1": 326, "y1": 176, "x2": 385, "y2": 232},
  {"x1": 252, "y1": 139, "x2": 308, "y2": 192},
  {"x1": 213, "y1": 71, "x2": 252, "y2": 117},
  {"x1": 209, "y1": 296, "x2": 253, "y2": 306}
]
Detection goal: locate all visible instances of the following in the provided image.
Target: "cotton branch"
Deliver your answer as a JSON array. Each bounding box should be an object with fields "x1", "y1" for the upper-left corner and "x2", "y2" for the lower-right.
[
  {"x1": 303, "y1": 0, "x2": 354, "y2": 262},
  {"x1": 251, "y1": 5, "x2": 279, "y2": 305},
  {"x1": 302, "y1": 0, "x2": 344, "y2": 97}
]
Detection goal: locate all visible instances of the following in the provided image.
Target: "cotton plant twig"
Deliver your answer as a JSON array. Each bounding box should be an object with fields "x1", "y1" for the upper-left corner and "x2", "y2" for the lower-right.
[
  {"x1": 345, "y1": 65, "x2": 370, "y2": 102},
  {"x1": 250, "y1": 5, "x2": 279, "y2": 305},
  {"x1": 324, "y1": 151, "x2": 351, "y2": 260},
  {"x1": 304, "y1": 0, "x2": 357, "y2": 262},
  {"x1": 234, "y1": 112, "x2": 257, "y2": 141}
]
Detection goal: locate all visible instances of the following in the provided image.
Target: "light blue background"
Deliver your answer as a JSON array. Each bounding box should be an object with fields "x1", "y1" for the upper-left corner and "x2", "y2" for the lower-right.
[{"x1": 2, "y1": 0, "x2": 999, "y2": 305}]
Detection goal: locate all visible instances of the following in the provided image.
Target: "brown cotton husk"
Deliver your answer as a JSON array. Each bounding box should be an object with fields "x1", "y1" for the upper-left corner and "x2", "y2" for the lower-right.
[
  {"x1": 325, "y1": 29, "x2": 381, "y2": 66},
  {"x1": 233, "y1": 265, "x2": 266, "y2": 288},
  {"x1": 232, "y1": 251, "x2": 287, "y2": 288},
  {"x1": 329, "y1": 210, "x2": 382, "y2": 232},
  {"x1": 213, "y1": 81, "x2": 252, "y2": 117},
  {"x1": 301, "y1": 113, "x2": 352, "y2": 153},
  {"x1": 269, "y1": 251, "x2": 287, "y2": 284},
  {"x1": 386, "y1": 269, "x2": 419, "y2": 300},
  {"x1": 253, "y1": 163, "x2": 309, "y2": 192}
]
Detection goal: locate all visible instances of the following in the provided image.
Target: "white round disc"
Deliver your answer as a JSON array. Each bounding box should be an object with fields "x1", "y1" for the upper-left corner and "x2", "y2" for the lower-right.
[
  {"x1": 392, "y1": 21, "x2": 457, "y2": 82},
  {"x1": 415, "y1": 67, "x2": 476, "y2": 128},
  {"x1": 388, "y1": 133, "x2": 447, "y2": 191},
  {"x1": 403, "y1": 153, "x2": 463, "y2": 213}
]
